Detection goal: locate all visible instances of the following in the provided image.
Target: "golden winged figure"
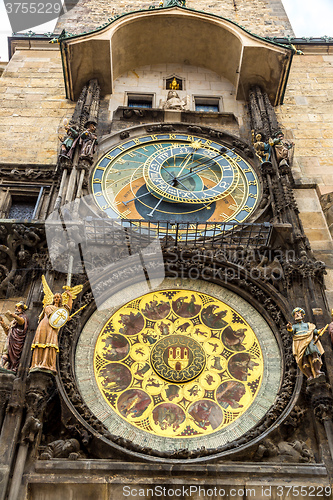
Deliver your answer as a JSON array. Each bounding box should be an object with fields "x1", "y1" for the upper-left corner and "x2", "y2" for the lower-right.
[
  {"x1": 32, "y1": 275, "x2": 84, "y2": 373},
  {"x1": 41, "y1": 275, "x2": 83, "y2": 308}
]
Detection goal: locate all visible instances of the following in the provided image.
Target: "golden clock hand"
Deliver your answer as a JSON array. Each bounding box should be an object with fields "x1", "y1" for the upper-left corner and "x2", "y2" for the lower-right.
[
  {"x1": 176, "y1": 152, "x2": 194, "y2": 178},
  {"x1": 176, "y1": 156, "x2": 222, "y2": 182}
]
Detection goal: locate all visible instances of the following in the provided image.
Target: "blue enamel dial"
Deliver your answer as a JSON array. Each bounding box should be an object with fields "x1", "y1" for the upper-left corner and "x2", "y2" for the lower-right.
[
  {"x1": 144, "y1": 145, "x2": 238, "y2": 204},
  {"x1": 91, "y1": 133, "x2": 260, "y2": 227}
]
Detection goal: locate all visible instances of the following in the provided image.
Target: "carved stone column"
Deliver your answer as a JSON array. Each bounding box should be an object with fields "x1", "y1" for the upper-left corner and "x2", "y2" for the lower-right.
[
  {"x1": 56, "y1": 78, "x2": 101, "y2": 210},
  {"x1": 0, "y1": 372, "x2": 15, "y2": 430},
  {"x1": 6, "y1": 371, "x2": 54, "y2": 500},
  {"x1": 307, "y1": 377, "x2": 333, "y2": 463}
]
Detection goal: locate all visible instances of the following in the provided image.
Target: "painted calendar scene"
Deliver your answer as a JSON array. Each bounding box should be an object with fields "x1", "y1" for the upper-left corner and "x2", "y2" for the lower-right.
[{"x1": 94, "y1": 289, "x2": 264, "y2": 438}]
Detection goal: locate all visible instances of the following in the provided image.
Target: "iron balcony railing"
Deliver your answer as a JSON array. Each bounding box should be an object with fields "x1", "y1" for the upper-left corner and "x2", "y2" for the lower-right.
[
  {"x1": 82, "y1": 219, "x2": 272, "y2": 249},
  {"x1": 0, "y1": 218, "x2": 272, "y2": 250}
]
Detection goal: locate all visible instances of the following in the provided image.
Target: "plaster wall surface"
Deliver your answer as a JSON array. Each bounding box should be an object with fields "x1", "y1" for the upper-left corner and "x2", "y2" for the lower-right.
[
  {"x1": 0, "y1": 49, "x2": 75, "y2": 165},
  {"x1": 55, "y1": 0, "x2": 293, "y2": 38}
]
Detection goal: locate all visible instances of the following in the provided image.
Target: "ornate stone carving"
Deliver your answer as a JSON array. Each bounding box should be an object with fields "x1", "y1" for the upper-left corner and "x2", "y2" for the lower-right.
[
  {"x1": 249, "y1": 85, "x2": 279, "y2": 139},
  {"x1": 146, "y1": 124, "x2": 175, "y2": 133},
  {"x1": 22, "y1": 371, "x2": 54, "y2": 443},
  {"x1": 0, "y1": 223, "x2": 45, "y2": 297},
  {"x1": 254, "y1": 438, "x2": 314, "y2": 463},
  {"x1": 283, "y1": 256, "x2": 326, "y2": 287},
  {"x1": 306, "y1": 377, "x2": 333, "y2": 424},
  {"x1": 0, "y1": 371, "x2": 15, "y2": 424},
  {"x1": 119, "y1": 131, "x2": 130, "y2": 140},
  {"x1": 0, "y1": 167, "x2": 56, "y2": 179},
  {"x1": 320, "y1": 191, "x2": 333, "y2": 237},
  {"x1": 58, "y1": 79, "x2": 100, "y2": 167},
  {"x1": 40, "y1": 438, "x2": 80, "y2": 460}
]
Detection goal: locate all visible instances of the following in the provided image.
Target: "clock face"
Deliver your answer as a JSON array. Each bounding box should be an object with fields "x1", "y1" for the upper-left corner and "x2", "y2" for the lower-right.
[
  {"x1": 75, "y1": 280, "x2": 281, "y2": 454},
  {"x1": 92, "y1": 289, "x2": 264, "y2": 439},
  {"x1": 91, "y1": 133, "x2": 259, "y2": 236}
]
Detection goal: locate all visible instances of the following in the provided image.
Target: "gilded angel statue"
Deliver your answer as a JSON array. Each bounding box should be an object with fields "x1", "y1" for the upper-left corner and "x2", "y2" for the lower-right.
[{"x1": 30, "y1": 275, "x2": 83, "y2": 373}]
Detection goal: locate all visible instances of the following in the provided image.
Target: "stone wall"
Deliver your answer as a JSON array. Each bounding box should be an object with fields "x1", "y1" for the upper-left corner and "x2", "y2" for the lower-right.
[
  {"x1": 277, "y1": 49, "x2": 333, "y2": 193},
  {"x1": 277, "y1": 46, "x2": 333, "y2": 307},
  {"x1": 0, "y1": 47, "x2": 75, "y2": 165},
  {"x1": 55, "y1": 0, "x2": 294, "y2": 38}
]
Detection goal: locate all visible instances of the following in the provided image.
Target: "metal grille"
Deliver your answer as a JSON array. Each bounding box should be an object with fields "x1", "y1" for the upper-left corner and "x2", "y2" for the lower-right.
[{"x1": 83, "y1": 219, "x2": 272, "y2": 249}]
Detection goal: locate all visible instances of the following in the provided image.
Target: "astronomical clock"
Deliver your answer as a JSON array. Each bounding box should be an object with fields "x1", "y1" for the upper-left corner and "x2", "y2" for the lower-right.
[
  {"x1": 75, "y1": 279, "x2": 282, "y2": 456},
  {"x1": 64, "y1": 126, "x2": 294, "y2": 461},
  {"x1": 91, "y1": 132, "x2": 260, "y2": 236}
]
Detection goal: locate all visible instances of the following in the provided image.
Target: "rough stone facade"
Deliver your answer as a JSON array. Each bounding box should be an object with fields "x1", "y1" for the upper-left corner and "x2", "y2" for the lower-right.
[
  {"x1": 0, "y1": 48, "x2": 74, "y2": 165},
  {"x1": 1, "y1": 2, "x2": 333, "y2": 499},
  {"x1": 55, "y1": 0, "x2": 294, "y2": 38},
  {"x1": 276, "y1": 48, "x2": 333, "y2": 306}
]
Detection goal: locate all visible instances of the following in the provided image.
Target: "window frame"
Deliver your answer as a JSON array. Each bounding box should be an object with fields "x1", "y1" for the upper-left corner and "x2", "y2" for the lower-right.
[
  {"x1": 126, "y1": 93, "x2": 155, "y2": 109},
  {"x1": 193, "y1": 95, "x2": 222, "y2": 113},
  {"x1": 0, "y1": 185, "x2": 47, "y2": 221}
]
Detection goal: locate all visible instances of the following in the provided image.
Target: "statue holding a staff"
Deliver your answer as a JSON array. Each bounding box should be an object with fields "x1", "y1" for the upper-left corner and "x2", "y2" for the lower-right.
[{"x1": 287, "y1": 307, "x2": 328, "y2": 380}]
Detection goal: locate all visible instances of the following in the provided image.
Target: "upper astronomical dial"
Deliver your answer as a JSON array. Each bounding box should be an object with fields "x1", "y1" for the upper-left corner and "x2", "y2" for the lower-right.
[
  {"x1": 91, "y1": 133, "x2": 260, "y2": 230},
  {"x1": 143, "y1": 144, "x2": 239, "y2": 204}
]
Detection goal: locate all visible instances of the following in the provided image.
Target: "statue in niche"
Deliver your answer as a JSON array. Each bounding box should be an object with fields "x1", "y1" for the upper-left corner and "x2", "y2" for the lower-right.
[
  {"x1": 286, "y1": 307, "x2": 327, "y2": 380},
  {"x1": 0, "y1": 301, "x2": 28, "y2": 373},
  {"x1": 30, "y1": 276, "x2": 83, "y2": 373},
  {"x1": 169, "y1": 77, "x2": 179, "y2": 90},
  {"x1": 252, "y1": 130, "x2": 271, "y2": 162},
  {"x1": 162, "y1": 90, "x2": 189, "y2": 111},
  {"x1": 79, "y1": 121, "x2": 98, "y2": 163},
  {"x1": 59, "y1": 121, "x2": 79, "y2": 158},
  {"x1": 269, "y1": 131, "x2": 294, "y2": 167}
]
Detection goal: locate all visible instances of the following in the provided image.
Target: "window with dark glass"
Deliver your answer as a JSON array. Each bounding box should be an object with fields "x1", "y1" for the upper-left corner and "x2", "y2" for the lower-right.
[
  {"x1": 194, "y1": 97, "x2": 220, "y2": 112},
  {"x1": 127, "y1": 94, "x2": 153, "y2": 108},
  {"x1": 8, "y1": 196, "x2": 38, "y2": 220}
]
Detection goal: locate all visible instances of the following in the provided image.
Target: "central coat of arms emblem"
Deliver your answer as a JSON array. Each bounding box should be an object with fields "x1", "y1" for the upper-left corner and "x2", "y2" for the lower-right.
[{"x1": 151, "y1": 335, "x2": 206, "y2": 383}]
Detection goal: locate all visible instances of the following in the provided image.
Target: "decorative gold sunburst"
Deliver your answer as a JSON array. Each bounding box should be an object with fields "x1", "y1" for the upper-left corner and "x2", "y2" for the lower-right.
[{"x1": 190, "y1": 139, "x2": 202, "y2": 150}]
